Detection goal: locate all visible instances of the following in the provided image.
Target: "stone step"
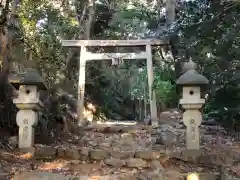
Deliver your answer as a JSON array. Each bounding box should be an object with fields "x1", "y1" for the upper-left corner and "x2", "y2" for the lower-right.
[
  {"x1": 19, "y1": 145, "x2": 239, "y2": 170},
  {"x1": 29, "y1": 146, "x2": 165, "y2": 169},
  {"x1": 82, "y1": 123, "x2": 148, "y2": 134},
  {"x1": 12, "y1": 170, "x2": 222, "y2": 180}
]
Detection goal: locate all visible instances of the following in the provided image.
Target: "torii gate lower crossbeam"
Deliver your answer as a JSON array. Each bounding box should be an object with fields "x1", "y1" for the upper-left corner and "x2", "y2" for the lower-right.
[{"x1": 61, "y1": 39, "x2": 168, "y2": 126}]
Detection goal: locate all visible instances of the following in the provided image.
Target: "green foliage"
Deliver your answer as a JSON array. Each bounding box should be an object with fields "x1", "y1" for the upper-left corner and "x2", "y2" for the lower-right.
[
  {"x1": 153, "y1": 77, "x2": 176, "y2": 107},
  {"x1": 19, "y1": 0, "x2": 77, "y2": 85},
  {"x1": 203, "y1": 71, "x2": 240, "y2": 130},
  {"x1": 129, "y1": 65, "x2": 178, "y2": 108},
  {"x1": 2, "y1": 0, "x2": 239, "y2": 126},
  {"x1": 106, "y1": 4, "x2": 158, "y2": 38},
  {"x1": 176, "y1": 0, "x2": 240, "y2": 129},
  {"x1": 153, "y1": 60, "x2": 178, "y2": 107},
  {"x1": 130, "y1": 67, "x2": 148, "y2": 101}
]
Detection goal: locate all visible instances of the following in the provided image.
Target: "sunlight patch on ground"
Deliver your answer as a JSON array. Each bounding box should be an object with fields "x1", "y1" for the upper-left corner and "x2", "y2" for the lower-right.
[
  {"x1": 187, "y1": 173, "x2": 199, "y2": 180},
  {"x1": 90, "y1": 176, "x2": 101, "y2": 180},
  {"x1": 38, "y1": 160, "x2": 68, "y2": 170},
  {"x1": 18, "y1": 152, "x2": 34, "y2": 160},
  {"x1": 83, "y1": 103, "x2": 97, "y2": 122}
]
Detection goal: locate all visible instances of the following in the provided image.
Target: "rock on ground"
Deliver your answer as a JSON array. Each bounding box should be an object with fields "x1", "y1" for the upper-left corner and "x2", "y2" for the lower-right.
[{"x1": 12, "y1": 171, "x2": 81, "y2": 180}]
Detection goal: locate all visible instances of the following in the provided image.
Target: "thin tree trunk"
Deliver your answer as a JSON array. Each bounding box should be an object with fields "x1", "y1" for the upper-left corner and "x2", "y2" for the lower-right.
[
  {"x1": 64, "y1": 4, "x2": 87, "y2": 71},
  {"x1": 165, "y1": 0, "x2": 182, "y2": 78},
  {"x1": 0, "y1": 0, "x2": 10, "y2": 73},
  {"x1": 60, "y1": 1, "x2": 92, "y2": 94},
  {"x1": 63, "y1": 0, "x2": 95, "y2": 73},
  {"x1": 166, "y1": 0, "x2": 175, "y2": 26},
  {"x1": 76, "y1": 0, "x2": 95, "y2": 126},
  {"x1": 84, "y1": 0, "x2": 95, "y2": 39},
  {"x1": 2, "y1": 0, "x2": 21, "y2": 73}
]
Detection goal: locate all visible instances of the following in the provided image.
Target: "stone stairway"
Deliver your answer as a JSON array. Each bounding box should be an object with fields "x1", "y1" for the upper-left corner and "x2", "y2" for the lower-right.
[{"x1": 1, "y1": 121, "x2": 239, "y2": 180}]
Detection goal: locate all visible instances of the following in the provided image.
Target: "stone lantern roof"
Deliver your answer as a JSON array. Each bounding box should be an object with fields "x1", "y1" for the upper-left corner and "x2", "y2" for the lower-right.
[
  {"x1": 8, "y1": 68, "x2": 47, "y2": 90},
  {"x1": 177, "y1": 59, "x2": 209, "y2": 85}
]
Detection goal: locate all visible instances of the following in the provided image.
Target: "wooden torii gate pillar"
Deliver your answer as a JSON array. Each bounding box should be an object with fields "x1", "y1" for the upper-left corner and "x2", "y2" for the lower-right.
[{"x1": 61, "y1": 39, "x2": 168, "y2": 126}]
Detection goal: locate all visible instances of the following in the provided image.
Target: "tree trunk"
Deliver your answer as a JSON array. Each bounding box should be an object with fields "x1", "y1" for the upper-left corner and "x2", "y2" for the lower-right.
[
  {"x1": 166, "y1": 0, "x2": 175, "y2": 26},
  {"x1": 165, "y1": 0, "x2": 182, "y2": 78},
  {"x1": 64, "y1": 0, "x2": 95, "y2": 70},
  {"x1": 58, "y1": 0, "x2": 96, "y2": 126},
  {"x1": 0, "y1": 0, "x2": 10, "y2": 73},
  {"x1": 1, "y1": 0, "x2": 21, "y2": 73},
  {"x1": 84, "y1": 0, "x2": 95, "y2": 39}
]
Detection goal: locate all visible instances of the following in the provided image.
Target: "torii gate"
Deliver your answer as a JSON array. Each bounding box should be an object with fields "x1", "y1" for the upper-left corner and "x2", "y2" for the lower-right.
[{"x1": 61, "y1": 39, "x2": 168, "y2": 126}]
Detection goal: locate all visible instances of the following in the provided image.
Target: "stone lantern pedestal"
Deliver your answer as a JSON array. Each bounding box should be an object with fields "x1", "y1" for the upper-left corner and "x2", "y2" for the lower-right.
[
  {"x1": 177, "y1": 59, "x2": 208, "y2": 150},
  {"x1": 8, "y1": 69, "x2": 47, "y2": 152}
]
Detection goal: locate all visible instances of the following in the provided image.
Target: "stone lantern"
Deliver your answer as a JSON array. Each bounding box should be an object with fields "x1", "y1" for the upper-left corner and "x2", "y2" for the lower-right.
[
  {"x1": 177, "y1": 59, "x2": 208, "y2": 150},
  {"x1": 8, "y1": 68, "x2": 47, "y2": 152}
]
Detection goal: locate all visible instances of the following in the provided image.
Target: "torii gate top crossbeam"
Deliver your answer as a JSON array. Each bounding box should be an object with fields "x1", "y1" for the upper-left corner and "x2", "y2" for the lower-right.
[{"x1": 62, "y1": 39, "x2": 169, "y2": 47}]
